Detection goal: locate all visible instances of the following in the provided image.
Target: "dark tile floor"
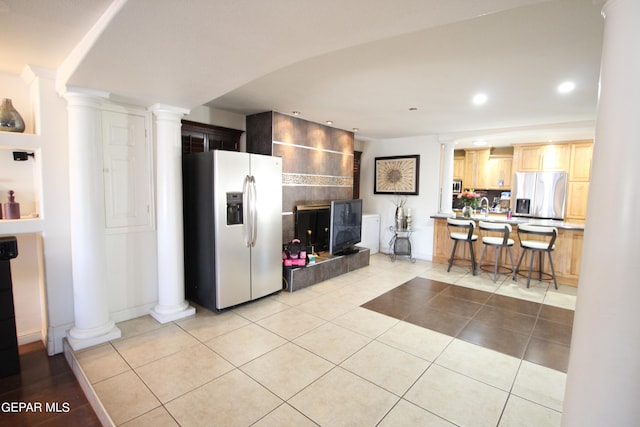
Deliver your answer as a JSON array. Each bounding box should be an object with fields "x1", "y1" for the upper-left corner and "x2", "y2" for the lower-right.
[
  {"x1": 361, "y1": 276, "x2": 573, "y2": 372},
  {"x1": 0, "y1": 341, "x2": 100, "y2": 427}
]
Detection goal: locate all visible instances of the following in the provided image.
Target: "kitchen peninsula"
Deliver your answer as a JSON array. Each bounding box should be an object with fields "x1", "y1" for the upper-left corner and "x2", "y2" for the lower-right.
[{"x1": 431, "y1": 213, "x2": 585, "y2": 286}]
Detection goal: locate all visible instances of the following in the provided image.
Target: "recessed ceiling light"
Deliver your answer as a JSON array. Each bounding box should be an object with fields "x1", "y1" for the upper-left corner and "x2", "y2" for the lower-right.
[
  {"x1": 352, "y1": 128, "x2": 359, "y2": 133},
  {"x1": 326, "y1": 120, "x2": 333, "y2": 125},
  {"x1": 292, "y1": 111, "x2": 301, "y2": 116},
  {"x1": 558, "y1": 81, "x2": 576, "y2": 93},
  {"x1": 472, "y1": 93, "x2": 488, "y2": 105},
  {"x1": 409, "y1": 107, "x2": 418, "y2": 111},
  {"x1": 472, "y1": 139, "x2": 487, "y2": 146}
]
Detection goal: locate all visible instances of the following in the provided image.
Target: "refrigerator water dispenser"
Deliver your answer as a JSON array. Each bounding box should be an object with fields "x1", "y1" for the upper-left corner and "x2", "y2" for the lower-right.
[
  {"x1": 515, "y1": 198, "x2": 531, "y2": 215},
  {"x1": 226, "y1": 192, "x2": 243, "y2": 225}
]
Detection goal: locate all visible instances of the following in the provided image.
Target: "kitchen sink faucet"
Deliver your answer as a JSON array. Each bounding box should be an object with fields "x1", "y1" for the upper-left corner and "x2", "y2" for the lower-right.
[{"x1": 479, "y1": 197, "x2": 490, "y2": 218}]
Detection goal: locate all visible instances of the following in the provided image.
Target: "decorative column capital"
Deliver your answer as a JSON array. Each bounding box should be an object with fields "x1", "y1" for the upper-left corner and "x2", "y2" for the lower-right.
[
  {"x1": 63, "y1": 87, "x2": 110, "y2": 109},
  {"x1": 149, "y1": 104, "x2": 190, "y2": 122}
]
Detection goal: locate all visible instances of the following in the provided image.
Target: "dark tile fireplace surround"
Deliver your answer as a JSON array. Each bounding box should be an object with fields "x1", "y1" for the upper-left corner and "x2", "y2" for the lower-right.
[{"x1": 246, "y1": 111, "x2": 355, "y2": 243}]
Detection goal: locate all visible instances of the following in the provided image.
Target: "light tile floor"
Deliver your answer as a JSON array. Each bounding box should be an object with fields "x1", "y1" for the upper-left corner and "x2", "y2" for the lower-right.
[{"x1": 70, "y1": 253, "x2": 576, "y2": 426}]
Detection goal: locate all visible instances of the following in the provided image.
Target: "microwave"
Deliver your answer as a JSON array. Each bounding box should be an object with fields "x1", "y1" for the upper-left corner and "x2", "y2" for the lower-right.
[{"x1": 453, "y1": 180, "x2": 462, "y2": 194}]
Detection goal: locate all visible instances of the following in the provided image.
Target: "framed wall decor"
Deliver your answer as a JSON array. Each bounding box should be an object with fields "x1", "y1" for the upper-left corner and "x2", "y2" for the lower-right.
[{"x1": 374, "y1": 155, "x2": 420, "y2": 195}]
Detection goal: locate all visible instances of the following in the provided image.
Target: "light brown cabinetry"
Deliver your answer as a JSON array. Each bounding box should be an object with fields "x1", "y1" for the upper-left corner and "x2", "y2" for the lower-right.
[
  {"x1": 569, "y1": 142, "x2": 593, "y2": 181},
  {"x1": 565, "y1": 142, "x2": 593, "y2": 222},
  {"x1": 541, "y1": 144, "x2": 570, "y2": 171},
  {"x1": 432, "y1": 218, "x2": 583, "y2": 286},
  {"x1": 514, "y1": 145, "x2": 543, "y2": 172},
  {"x1": 453, "y1": 157, "x2": 465, "y2": 180},
  {"x1": 513, "y1": 143, "x2": 570, "y2": 172},
  {"x1": 463, "y1": 148, "x2": 489, "y2": 189},
  {"x1": 486, "y1": 156, "x2": 512, "y2": 189},
  {"x1": 463, "y1": 148, "x2": 513, "y2": 190},
  {"x1": 513, "y1": 140, "x2": 593, "y2": 222},
  {"x1": 566, "y1": 182, "x2": 590, "y2": 220}
]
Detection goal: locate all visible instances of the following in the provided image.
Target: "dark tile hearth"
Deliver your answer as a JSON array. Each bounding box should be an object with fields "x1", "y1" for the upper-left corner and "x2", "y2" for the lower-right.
[{"x1": 361, "y1": 277, "x2": 573, "y2": 372}]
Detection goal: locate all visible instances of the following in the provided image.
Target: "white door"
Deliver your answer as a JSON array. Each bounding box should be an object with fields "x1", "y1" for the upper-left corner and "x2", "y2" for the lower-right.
[{"x1": 102, "y1": 110, "x2": 152, "y2": 230}]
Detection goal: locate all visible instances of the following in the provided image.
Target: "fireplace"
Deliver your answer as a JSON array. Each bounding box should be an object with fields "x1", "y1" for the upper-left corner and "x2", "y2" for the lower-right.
[{"x1": 294, "y1": 204, "x2": 330, "y2": 253}]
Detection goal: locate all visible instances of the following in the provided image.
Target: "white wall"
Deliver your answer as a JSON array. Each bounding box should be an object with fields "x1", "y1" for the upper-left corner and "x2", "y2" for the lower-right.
[{"x1": 360, "y1": 135, "x2": 441, "y2": 260}]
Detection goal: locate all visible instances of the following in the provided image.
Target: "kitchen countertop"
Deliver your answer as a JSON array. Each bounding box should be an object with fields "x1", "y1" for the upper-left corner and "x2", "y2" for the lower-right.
[{"x1": 431, "y1": 211, "x2": 585, "y2": 231}]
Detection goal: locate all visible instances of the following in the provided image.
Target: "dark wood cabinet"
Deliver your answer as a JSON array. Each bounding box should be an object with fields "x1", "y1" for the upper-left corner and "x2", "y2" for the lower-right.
[{"x1": 181, "y1": 120, "x2": 243, "y2": 154}]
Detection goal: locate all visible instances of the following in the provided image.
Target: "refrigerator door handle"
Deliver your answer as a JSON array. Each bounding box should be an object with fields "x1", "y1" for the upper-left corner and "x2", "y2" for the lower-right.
[
  {"x1": 242, "y1": 175, "x2": 251, "y2": 247},
  {"x1": 250, "y1": 175, "x2": 258, "y2": 247}
]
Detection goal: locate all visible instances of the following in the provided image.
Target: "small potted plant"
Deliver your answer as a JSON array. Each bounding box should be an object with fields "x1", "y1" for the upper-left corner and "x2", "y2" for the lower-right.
[{"x1": 458, "y1": 190, "x2": 479, "y2": 218}]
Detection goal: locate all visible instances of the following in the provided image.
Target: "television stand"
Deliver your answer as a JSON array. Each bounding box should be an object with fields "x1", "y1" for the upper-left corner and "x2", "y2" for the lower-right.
[
  {"x1": 283, "y1": 247, "x2": 370, "y2": 292},
  {"x1": 334, "y1": 246, "x2": 360, "y2": 256}
]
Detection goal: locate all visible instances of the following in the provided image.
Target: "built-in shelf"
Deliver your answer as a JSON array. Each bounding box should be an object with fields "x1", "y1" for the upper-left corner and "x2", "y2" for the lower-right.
[
  {"x1": 0, "y1": 132, "x2": 41, "y2": 150},
  {"x1": 1, "y1": 133, "x2": 43, "y2": 227},
  {"x1": 0, "y1": 218, "x2": 44, "y2": 236}
]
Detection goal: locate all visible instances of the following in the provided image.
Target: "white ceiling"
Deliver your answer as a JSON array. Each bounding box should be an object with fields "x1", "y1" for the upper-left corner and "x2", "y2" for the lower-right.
[{"x1": 0, "y1": 0, "x2": 604, "y2": 147}]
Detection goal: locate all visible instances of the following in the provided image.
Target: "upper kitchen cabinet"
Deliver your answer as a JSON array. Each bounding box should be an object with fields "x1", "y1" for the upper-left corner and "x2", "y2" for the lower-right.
[
  {"x1": 463, "y1": 148, "x2": 489, "y2": 189},
  {"x1": 463, "y1": 147, "x2": 512, "y2": 190},
  {"x1": 569, "y1": 142, "x2": 594, "y2": 181},
  {"x1": 453, "y1": 151, "x2": 465, "y2": 180},
  {"x1": 181, "y1": 120, "x2": 243, "y2": 154},
  {"x1": 486, "y1": 156, "x2": 512, "y2": 189},
  {"x1": 565, "y1": 141, "x2": 594, "y2": 222},
  {"x1": 485, "y1": 146, "x2": 513, "y2": 189},
  {"x1": 513, "y1": 145, "x2": 542, "y2": 172},
  {"x1": 513, "y1": 143, "x2": 570, "y2": 172},
  {"x1": 541, "y1": 144, "x2": 570, "y2": 171}
]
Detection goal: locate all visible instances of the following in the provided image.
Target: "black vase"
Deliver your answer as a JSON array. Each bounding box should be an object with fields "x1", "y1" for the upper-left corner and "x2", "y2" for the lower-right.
[{"x1": 0, "y1": 98, "x2": 25, "y2": 133}]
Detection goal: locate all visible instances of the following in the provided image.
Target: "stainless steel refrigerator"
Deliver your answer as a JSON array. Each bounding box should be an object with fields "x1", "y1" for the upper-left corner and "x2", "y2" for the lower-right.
[
  {"x1": 183, "y1": 150, "x2": 283, "y2": 311},
  {"x1": 512, "y1": 171, "x2": 567, "y2": 220}
]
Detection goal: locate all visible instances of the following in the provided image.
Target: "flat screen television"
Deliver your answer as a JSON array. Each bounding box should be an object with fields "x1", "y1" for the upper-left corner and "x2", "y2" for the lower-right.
[{"x1": 329, "y1": 199, "x2": 363, "y2": 256}]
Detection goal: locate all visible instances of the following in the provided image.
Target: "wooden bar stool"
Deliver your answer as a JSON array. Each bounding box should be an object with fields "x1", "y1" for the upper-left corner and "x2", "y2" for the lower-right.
[
  {"x1": 476, "y1": 221, "x2": 515, "y2": 282},
  {"x1": 446, "y1": 218, "x2": 478, "y2": 274},
  {"x1": 514, "y1": 224, "x2": 558, "y2": 289}
]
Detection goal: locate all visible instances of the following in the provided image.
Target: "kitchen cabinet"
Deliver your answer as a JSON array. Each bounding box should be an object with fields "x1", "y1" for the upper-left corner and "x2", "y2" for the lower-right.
[
  {"x1": 463, "y1": 148, "x2": 511, "y2": 190},
  {"x1": 513, "y1": 143, "x2": 570, "y2": 172},
  {"x1": 453, "y1": 157, "x2": 465, "y2": 180},
  {"x1": 569, "y1": 142, "x2": 593, "y2": 181},
  {"x1": 431, "y1": 217, "x2": 584, "y2": 286},
  {"x1": 566, "y1": 182, "x2": 590, "y2": 221},
  {"x1": 565, "y1": 141, "x2": 594, "y2": 222},
  {"x1": 181, "y1": 120, "x2": 243, "y2": 154},
  {"x1": 513, "y1": 140, "x2": 592, "y2": 221},
  {"x1": 514, "y1": 145, "x2": 543, "y2": 172},
  {"x1": 541, "y1": 144, "x2": 570, "y2": 171},
  {"x1": 486, "y1": 156, "x2": 512, "y2": 189},
  {"x1": 463, "y1": 148, "x2": 489, "y2": 189}
]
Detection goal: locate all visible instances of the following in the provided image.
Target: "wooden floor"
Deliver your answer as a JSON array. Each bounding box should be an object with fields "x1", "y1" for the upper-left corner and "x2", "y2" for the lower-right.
[{"x1": 0, "y1": 341, "x2": 101, "y2": 427}]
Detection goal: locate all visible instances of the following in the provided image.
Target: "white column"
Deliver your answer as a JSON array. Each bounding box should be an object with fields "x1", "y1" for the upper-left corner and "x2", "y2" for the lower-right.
[
  {"x1": 439, "y1": 140, "x2": 455, "y2": 213},
  {"x1": 149, "y1": 104, "x2": 195, "y2": 323},
  {"x1": 65, "y1": 90, "x2": 121, "y2": 350},
  {"x1": 562, "y1": 1, "x2": 640, "y2": 425}
]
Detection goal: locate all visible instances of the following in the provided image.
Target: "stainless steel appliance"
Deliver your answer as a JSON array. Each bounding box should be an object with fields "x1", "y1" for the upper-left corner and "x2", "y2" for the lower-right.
[
  {"x1": 453, "y1": 180, "x2": 462, "y2": 194},
  {"x1": 183, "y1": 150, "x2": 283, "y2": 311},
  {"x1": 512, "y1": 171, "x2": 567, "y2": 220}
]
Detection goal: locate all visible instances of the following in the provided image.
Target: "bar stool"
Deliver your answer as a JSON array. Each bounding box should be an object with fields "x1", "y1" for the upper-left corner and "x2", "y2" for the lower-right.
[
  {"x1": 476, "y1": 221, "x2": 515, "y2": 282},
  {"x1": 446, "y1": 218, "x2": 478, "y2": 274},
  {"x1": 514, "y1": 224, "x2": 558, "y2": 289}
]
